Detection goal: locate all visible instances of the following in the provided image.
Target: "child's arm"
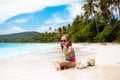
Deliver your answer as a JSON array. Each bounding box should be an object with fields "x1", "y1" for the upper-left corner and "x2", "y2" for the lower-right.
[{"x1": 67, "y1": 47, "x2": 74, "y2": 58}]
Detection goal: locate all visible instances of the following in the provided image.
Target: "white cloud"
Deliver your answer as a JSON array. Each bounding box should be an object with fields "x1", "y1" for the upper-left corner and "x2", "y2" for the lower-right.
[
  {"x1": 15, "y1": 19, "x2": 27, "y2": 23},
  {"x1": 45, "y1": 14, "x2": 72, "y2": 24},
  {"x1": 66, "y1": 1, "x2": 84, "y2": 18},
  {"x1": 36, "y1": 25, "x2": 59, "y2": 33},
  {"x1": 0, "y1": 0, "x2": 84, "y2": 34},
  {"x1": 44, "y1": 0, "x2": 83, "y2": 29},
  {"x1": 10, "y1": 26, "x2": 25, "y2": 32},
  {"x1": 0, "y1": 26, "x2": 26, "y2": 34},
  {"x1": 39, "y1": 0, "x2": 83, "y2": 33},
  {"x1": 0, "y1": 0, "x2": 74, "y2": 24}
]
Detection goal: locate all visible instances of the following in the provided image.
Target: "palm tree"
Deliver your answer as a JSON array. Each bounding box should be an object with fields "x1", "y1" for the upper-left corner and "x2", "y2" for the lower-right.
[
  {"x1": 82, "y1": 4, "x2": 89, "y2": 24},
  {"x1": 93, "y1": 10, "x2": 100, "y2": 33},
  {"x1": 62, "y1": 26, "x2": 66, "y2": 34},
  {"x1": 54, "y1": 28, "x2": 57, "y2": 33},
  {"x1": 67, "y1": 24, "x2": 71, "y2": 30},
  {"x1": 82, "y1": 0, "x2": 98, "y2": 18},
  {"x1": 49, "y1": 27, "x2": 52, "y2": 33},
  {"x1": 82, "y1": 0, "x2": 99, "y2": 33},
  {"x1": 49, "y1": 27, "x2": 52, "y2": 30},
  {"x1": 58, "y1": 27, "x2": 62, "y2": 34},
  {"x1": 98, "y1": 0, "x2": 119, "y2": 27},
  {"x1": 98, "y1": 0, "x2": 112, "y2": 23},
  {"x1": 72, "y1": 15, "x2": 81, "y2": 26}
]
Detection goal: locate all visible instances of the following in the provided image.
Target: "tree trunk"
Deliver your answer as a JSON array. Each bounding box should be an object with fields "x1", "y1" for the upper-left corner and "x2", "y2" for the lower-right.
[{"x1": 95, "y1": 18, "x2": 99, "y2": 34}]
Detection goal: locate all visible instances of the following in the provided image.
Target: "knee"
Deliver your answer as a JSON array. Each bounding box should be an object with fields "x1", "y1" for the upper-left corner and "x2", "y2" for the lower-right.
[
  {"x1": 59, "y1": 62, "x2": 66, "y2": 68},
  {"x1": 59, "y1": 62, "x2": 63, "y2": 66}
]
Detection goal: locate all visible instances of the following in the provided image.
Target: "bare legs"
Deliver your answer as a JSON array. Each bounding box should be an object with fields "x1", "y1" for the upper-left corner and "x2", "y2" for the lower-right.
[
  {"x1": 54, "y1": 57, "x2": 95, "y2": 70},
  {"x1": 54, "y1": 60, "x2": 61, "y2": 70},
  {"x1": 54, "y1": 60, "x2": 75, "y2": 70}
]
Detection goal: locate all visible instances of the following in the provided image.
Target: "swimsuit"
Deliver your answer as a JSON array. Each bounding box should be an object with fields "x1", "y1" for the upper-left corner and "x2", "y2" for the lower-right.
[{"x1": 64, "y1": 49, "x2": 76, "y2": 64}]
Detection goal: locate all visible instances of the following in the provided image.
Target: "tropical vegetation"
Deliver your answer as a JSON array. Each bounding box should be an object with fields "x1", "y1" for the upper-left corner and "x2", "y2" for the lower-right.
[{"x1": 0, "y1": 0, "x2": 120, "y2": 43}]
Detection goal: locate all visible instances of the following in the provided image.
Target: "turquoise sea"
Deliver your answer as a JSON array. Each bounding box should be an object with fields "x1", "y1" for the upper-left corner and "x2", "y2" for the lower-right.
[{"x1": 0, "y1": 43, "x2": 59, "y2": 59}]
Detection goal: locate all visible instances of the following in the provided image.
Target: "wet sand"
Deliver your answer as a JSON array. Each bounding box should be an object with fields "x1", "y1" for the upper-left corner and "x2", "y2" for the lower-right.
[{"x1": 0, "y1": 43, "x2": 120, "y2": 80}]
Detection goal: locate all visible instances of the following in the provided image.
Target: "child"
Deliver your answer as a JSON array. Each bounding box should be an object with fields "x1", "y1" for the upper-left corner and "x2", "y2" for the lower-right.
[
  {"x1": 54, "y1": 35, "x2": 95, "y2": 70},
  {"x1": 54, "y1": 35, "x2": 76, "y2": 70}
]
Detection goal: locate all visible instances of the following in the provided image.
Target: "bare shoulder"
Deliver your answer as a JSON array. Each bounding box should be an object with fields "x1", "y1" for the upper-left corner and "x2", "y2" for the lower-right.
[
  {"x1": 68, "y1": 46, "x2": 74, "y2": 52},
  {"x1": 68, "y1": 46, "x2": 74, "y2": 50}
]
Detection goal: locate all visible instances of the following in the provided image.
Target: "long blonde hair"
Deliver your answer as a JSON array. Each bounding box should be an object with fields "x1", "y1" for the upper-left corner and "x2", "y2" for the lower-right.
[{"x1": 61, "y1": 34, "x2": 72, "y2": 51}]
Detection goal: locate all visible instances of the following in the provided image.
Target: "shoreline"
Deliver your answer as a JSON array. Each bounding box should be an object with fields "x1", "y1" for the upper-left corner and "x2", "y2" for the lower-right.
[{"x1": 0, "y1": 43, "x2": 120, "y2": 80}]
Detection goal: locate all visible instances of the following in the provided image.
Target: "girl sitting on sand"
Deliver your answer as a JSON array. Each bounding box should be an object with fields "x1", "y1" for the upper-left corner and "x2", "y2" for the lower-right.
[
  {"x1": 54, "y1": 35, "x2": 76, "y2": 70},
  {"x1": 54, "y1": 35, "x2": 95, "y2": 70}
]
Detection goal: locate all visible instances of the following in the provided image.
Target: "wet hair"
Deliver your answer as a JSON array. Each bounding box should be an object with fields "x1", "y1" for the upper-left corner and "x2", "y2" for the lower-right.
[{"x1": 61, "y1": 34, "x2": 72, "y2": 51}]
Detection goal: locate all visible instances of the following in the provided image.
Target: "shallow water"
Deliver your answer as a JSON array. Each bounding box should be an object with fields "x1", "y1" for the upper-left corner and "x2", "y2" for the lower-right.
[{"x1": 0, "y1": 43, "x2": 59, "y2": 59}]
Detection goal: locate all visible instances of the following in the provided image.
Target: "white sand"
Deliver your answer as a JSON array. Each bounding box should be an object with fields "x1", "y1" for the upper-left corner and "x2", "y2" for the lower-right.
[{"x1": 0, "y1": 43, "x2": 120, "y2": 80}]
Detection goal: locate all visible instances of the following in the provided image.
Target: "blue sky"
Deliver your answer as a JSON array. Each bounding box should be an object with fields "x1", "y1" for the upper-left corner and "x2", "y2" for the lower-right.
[
  {"x1": 0, "y1": 0, "x2": 83, "y2": 35},
  {"x1": 0, "y1": 0, "x2": 119, "y2": 35}
]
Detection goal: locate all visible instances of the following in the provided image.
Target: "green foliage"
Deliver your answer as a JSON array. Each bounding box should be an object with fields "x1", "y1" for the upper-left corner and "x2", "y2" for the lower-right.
[
  {"x1": 116, "y1": 32, "x2": 120, "y2": 42},
  {"x1": 94, "y1": 25, "x2": 114, "y2": 42},
  {"x1": 0, "y1": 18, "x2": 119, "y2": 43},
  {"x1": 0, "y1": 0, "x2": 120, "y2": 43}
]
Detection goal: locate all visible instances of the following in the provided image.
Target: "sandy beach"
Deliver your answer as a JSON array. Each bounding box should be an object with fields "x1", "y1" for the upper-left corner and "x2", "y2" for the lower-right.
[{"x1": 0, "y1": 43, "x2": 120, "y2": 80}]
